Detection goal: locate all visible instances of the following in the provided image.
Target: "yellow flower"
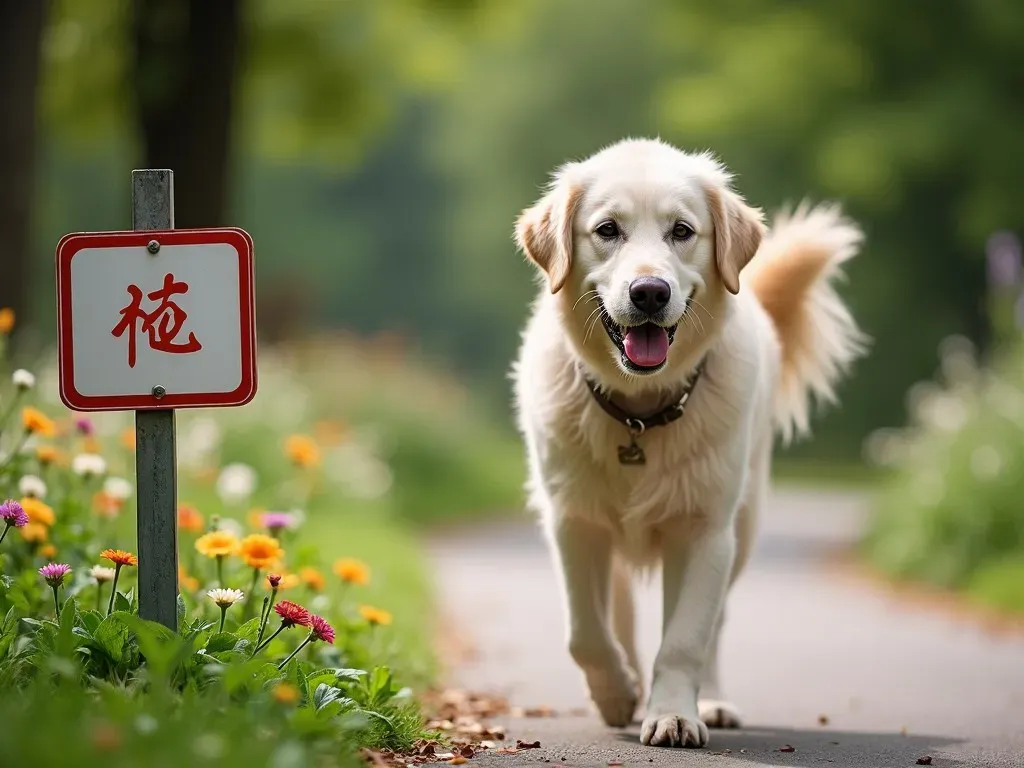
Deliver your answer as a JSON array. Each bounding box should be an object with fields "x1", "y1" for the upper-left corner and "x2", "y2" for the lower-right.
[
  {"x1": 36, "y1": 445, "x2": 61, "y2": 466},
  {"x1": 272, "y1": 681, "x2": 300, "y2": 704},
  {"x1": 358, "y1": 605, "x2": 392, "y2": 626},
  {"x1": 20, "y1": 523, "x2": 47, "y2": 543},
  {"x1": 40, "y1": 544, "x2": 58, "y2": 559},
  {"x1": 21, "y1": 497, "x2": 55, "y2": 526},
  {"x1": 0, "y1": 307, "x2": 14, "y2": 334},
  {"x1": 22, "y1": 407, "x2": 56, "y2": 437},
  {"x1": 177, "y1": 504, "x2": 204, "y2": 534},
  {"x1": 299, "y1": 567, "x2": 326, "y2": 592},
  {"x1": 333, "y1": 558, "x2": 370, "y2": 586},
  {"x1": 195, "y1": 530, "x2": 239, "y2": 558},
  {"x1": 83, "y1": 437, "x2": 102, "y2": 454},
  {"x1": 120, "y1": 429, "x2": 136, "y2": 451},
  {"x1": 247, "y1": 507, "x2": 265, "y2": 529},
  {"x1": 237, "y1": 533, "x2": 284, "y2": 570},
  {"x1": 284, "y1": 435, "x2": 320, "y2": 468}
]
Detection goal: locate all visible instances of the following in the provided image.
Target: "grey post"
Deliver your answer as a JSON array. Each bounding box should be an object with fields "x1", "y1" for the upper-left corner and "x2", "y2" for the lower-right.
[{"x1": 132, "y1": 169, "x2": 178, "y2": 631}]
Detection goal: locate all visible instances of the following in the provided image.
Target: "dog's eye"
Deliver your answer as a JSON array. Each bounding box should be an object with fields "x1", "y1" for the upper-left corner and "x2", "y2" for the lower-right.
[
  {"x1": 595, "y1": 221, "x2": 620, "y2": 240},
  {"x1": 672, "y1": 222, "x2": 695, "y2": 241}
]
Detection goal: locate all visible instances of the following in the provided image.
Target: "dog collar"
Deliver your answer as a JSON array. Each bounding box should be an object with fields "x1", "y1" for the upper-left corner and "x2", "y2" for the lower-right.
[{"x1": 583, "y1": 357, "x2": 708, "y2": 466}]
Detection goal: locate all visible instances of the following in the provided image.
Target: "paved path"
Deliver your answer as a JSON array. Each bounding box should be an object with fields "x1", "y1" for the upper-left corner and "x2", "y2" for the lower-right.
[{"x1": 427, "y1": 489, "x2": 1024, "y2": 767}]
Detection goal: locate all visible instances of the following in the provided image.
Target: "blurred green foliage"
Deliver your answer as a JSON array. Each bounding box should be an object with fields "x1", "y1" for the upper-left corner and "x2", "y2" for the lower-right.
[
  {"x1": 863, "y1": 336, "x2": 1024, "y2": 614},
  {"x1": 27, "y1": 0, "x2": 1024, "y2": 463}
]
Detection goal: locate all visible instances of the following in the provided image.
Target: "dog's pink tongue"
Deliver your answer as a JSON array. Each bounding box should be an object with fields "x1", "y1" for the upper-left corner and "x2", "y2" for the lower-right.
[{"x1": 623, "y1": 324, "x2": 669, "y2": 367}]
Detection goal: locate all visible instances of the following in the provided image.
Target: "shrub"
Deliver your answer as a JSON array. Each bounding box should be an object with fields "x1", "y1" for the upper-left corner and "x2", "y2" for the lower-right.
[{"x1": 862, "y1": 335, "x2": 1024, "y2": 613}]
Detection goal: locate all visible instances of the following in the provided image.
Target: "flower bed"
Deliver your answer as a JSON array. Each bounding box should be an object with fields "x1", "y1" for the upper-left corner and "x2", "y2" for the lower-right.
[{"x1": 0, "y1": 318, "x2": 441, "y2": 765}]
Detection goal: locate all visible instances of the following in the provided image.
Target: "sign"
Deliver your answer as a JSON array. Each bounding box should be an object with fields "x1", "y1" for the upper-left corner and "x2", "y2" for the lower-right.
[{"x1": 56, "y1": 227, "x2": 257, "y2": 412}]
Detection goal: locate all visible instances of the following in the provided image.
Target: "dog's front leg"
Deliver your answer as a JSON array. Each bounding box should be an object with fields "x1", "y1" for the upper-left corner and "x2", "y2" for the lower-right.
[
  {"x1": 640, "y1": 521, "x2": 736, "y2": 748},
  {"x1": 550, "y1": 516, "x2": 639, "y2": 727}
]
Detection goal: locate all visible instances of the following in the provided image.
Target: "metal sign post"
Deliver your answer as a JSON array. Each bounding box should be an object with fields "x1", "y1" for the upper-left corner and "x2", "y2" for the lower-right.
[
  {"x1": 55, "y1": 170, "x2": 257, "y2": 632},
  {"x1": 132, "y1": 169, "x2": 179, "y2": 630}
]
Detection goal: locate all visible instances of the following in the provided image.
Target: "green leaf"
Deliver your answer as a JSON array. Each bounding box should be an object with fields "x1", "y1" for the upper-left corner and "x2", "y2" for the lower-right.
[
  {"x1": 234, "y1": 617, "x2": 262, "y2": 645},
  {"x1": 114, "y1": 591, "x2": 132, "y2": 614},
  {"x1": 94, "y1": 612, "x2": 131, "y2": 664},
  {"x1": 176, "y1": 594, "x2": 187, "y2": 628},
  {"x1": 78, "y1": 609, "x2": 103, "y2": 638},
  {"x1": 312, "y1": 682, "x2": 344, "y2": 711},
  {"x1": 334, "y1": 667, "x2": 368, "y2": 682},
  {"x1": 56, "y1": 598, "x2": 77, "y2": 658},
  {"x1": 204, "y1": 632, "x2": 238, "y2": 654}
]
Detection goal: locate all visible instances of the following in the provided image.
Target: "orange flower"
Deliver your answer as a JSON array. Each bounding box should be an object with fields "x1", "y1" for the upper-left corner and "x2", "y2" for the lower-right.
[
  {"x1": 247, "y1": 508, "x2": 265, "y2": 529},
  {"x1": 83, "y1": 437, "x2": 102, "y2": 454},
  {"x1": 36, "y1": 445, "x2": 61, "y2": 465},
  {"x1": 284, "y1": 435, "x2": 320, "y2": 468},
  {"x1": 299, "y1": 567, "x2": 326, "y2": 592},
  {"x1": 195, "y1": 530, "x2": 239, "y2": 558},
  {"x1": 272, "y1": 681, "x2": 300, "y2": 704},
  {"x1": 22, "y1": 407, "x2": 56, "y2": 437},
  {"x1": 333, "y1": 558, "x2": 370, "y2": 586},
  {"x1": 358, "y1": 605, "x2": 392, "y2": 626},
  {"x1": 101, "y1": 549, "x2": 138, "y2": 567},
  {"x1": 238, "y1": 533, "x2": 284, "y2": 570},
  {"x1": 40, "y1": 544, "x2": 58, "y2": 559},
  {"x1": 120, "y1": 429, "x2": 136, "y2": 451},
  {"x1": 21, "y1": 497, "x2": 55, "y2": 526},
  {"x1": 0, "y1": 307, "x2": 14, "y2": 334},
  {"x1": 178, "y1": 565, "x2": 200, "y2": 592},
  {"x1": 92, "y1": 491, "x2": 122, "y2": 519},
  {"x1": 177, "y1": 504, "x2": 204, "y2": 534},
  {"x1": 20, "y1": 523, "x2": 47, "y2": 543}
]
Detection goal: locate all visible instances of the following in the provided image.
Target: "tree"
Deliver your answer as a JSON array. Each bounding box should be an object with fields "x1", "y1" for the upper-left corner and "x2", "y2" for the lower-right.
[{"x1": 0, "y1": 1, "x2": 49, "y2": 332}]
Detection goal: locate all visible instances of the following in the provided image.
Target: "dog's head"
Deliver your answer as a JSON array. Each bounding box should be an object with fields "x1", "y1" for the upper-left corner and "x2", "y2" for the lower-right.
[{"x1": 515, "y1": 138, "x2": 764, "y2": 386}]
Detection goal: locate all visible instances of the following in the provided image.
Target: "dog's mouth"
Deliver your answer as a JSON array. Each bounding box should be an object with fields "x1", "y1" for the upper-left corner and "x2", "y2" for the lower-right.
[{"x1": 600, "y1": 306, "x2": 678, "y2": 373}]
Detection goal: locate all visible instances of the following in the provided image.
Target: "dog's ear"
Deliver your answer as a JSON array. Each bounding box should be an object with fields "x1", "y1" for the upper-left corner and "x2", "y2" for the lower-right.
[
  {"x1": 704, "y1": 182, "x2": 766, "y2": 295},
  {"x1": 515, "y1": 183, "x2": 584, "y2": 294}
]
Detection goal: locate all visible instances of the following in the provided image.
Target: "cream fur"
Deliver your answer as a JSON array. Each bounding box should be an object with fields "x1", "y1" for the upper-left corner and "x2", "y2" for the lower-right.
[{"x1": 511, "y1": 138, "x2": 866, "y2": 748}]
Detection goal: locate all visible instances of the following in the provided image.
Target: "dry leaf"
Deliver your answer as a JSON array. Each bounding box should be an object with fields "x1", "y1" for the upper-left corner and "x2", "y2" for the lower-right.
[
  {"x1": 494, "y1": 748, "x2": 519, "y2": 755},
  {"x1": 516, "y1": 740, "x2": 541, "y2": 749},
  {"x1": 448, "y1": 759, "x2": 468, "y2": 766},
  {"x1": 779, "y1": 745, "x2": 796, "y2": 753},
  {"x1": 916, "y1": 758, "x2": 933, "y2": 766},
  {"x1": 818, "y1": 714, "x2": 830, "y2": 726}
]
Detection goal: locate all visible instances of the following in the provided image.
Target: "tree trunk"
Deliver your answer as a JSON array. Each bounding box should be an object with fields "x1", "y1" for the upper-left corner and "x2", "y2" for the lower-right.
[
  {"x1": 130, "y1": 0, "x2": 243, "y2": 228},
  {"x1": 0, "y1": 0, "x2": 48, "y2": 330}
]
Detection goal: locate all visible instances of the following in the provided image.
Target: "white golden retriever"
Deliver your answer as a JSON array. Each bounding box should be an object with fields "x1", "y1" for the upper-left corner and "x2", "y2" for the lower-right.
[{"x1": 511, "y1": 138, "x2": 866, "y2": 748}]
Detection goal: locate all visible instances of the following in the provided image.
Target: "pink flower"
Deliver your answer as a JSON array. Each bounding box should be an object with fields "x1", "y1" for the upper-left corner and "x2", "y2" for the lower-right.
[
  {"x1": 261, "y1": 512, "x2": 294, "y2": 534},
  {"x1": 309, "y1": 615, "x2": 335, "y2": 644},
  {"x1": 273, "y1": 600, "x2": 311, "y2": 628},
  {"x1": 75, "y1": 417, "x2": 95, "y2": 436},
  {"x1": 39, "y1": 562, "x2": 72, "y2": 587},
  {"x1": 267, "y1": 573, "x2": 282, "y2": 588},
  {"x1": 0, "y1": 499, "x2": 29, "y2": 528}
]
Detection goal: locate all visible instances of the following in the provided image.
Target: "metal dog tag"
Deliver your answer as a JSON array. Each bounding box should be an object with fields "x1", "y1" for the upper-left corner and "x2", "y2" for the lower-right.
[{"x1": 618, "y1": 436, "x2": 646, "y2": 465}]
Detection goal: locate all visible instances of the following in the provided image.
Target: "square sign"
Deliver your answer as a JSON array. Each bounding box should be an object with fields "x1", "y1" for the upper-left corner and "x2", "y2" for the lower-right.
[{"x1": 56, "y1": 227, "x2": 257, "y2": 412}]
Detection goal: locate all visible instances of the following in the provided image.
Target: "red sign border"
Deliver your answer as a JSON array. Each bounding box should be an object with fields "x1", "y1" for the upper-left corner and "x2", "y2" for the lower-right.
[{"x1": 56, "y1": 227, "x2": 258, "y2": 412}]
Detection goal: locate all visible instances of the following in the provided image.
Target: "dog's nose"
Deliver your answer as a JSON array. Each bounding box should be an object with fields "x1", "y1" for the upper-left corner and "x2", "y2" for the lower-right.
[{"x1": 629, "y1": 277, "x2": 671, "y2": 314}]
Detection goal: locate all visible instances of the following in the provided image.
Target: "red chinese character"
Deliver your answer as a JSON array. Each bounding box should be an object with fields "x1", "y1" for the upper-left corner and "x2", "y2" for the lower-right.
[{"x1": 111, "y1": 273, "x2": 202, "y2": 368}]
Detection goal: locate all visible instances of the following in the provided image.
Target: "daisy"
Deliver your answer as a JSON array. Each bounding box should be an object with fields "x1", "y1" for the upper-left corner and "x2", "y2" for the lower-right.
[{"x1": 208, "y1": 588, "x2": 245, "y2": 633}]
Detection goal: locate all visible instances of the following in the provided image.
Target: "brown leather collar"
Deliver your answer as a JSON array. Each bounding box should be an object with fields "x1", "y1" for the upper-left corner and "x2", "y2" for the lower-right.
[{"x1": 583, "y1": 357, "x2": 708, "y2": 434}]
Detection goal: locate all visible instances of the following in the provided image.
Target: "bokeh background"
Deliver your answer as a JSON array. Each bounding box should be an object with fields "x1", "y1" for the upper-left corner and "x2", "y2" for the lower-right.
[{"x1": 3, "y1": 0, "x2": 1023, "y2": 611}]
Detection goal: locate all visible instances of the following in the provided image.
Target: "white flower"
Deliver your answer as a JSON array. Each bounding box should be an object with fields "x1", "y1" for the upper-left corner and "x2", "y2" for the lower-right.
[
  {"x1": 207, "y1": 588, "x2": 244, "y2": 607},
  {"x1": 215, "y1": 463, "x2": 257, "y2": 505},
  {"x1": 71, "y1": 453, "x2": 107, "y2": 478},
  {"x1": 103, "y1": 476, "x2": 133, "y2": 501},
  {"x1": 12, "y1": 369, "x2": 35, "y2": 390},
  {"x1": 18, "y1": 474, "x2": 47, "y2": 499},
  {"x1": 89, "y1": 565, "x2": 116, "y2": 583}
]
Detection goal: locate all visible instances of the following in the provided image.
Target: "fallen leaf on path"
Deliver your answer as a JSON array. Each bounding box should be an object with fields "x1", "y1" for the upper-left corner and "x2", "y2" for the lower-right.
[
  {"x1": 494, "y1": 747, "x2": 518, "y2": 755},
  {"x1": 779, "y1": 745, "x2": 796, "y2": 752},
  {"x1": 515, "y1": 740, "x2": 541, "y2": 749},
  {"x1": 448, "y1": 759, "x2": 468, "y2": 765},
  {"x1": 608, "y1": 761, "x2": 624, "y2": 766},
  {"x1": 818, "y1": 714, "x2": 830, "y2": 726},
  {"x1": 916, "y1": 758, "x2": 933, "y2": 766}
]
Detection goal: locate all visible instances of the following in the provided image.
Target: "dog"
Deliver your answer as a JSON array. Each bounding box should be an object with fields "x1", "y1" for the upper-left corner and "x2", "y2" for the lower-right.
[{"x1": 511, "y1": 137, "x2": 866, "y2": 748}]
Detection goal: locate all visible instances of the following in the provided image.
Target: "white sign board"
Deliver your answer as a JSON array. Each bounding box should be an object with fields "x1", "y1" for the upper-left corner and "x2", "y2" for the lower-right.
[{"x1": 56, "y1": 228, "x2": 257, "y2": 411}]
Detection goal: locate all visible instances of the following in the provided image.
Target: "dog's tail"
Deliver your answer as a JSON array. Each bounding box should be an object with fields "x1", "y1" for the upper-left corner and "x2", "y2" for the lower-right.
[{"x1": 743, "y1": 202, "x2": 869, "y2": 443}]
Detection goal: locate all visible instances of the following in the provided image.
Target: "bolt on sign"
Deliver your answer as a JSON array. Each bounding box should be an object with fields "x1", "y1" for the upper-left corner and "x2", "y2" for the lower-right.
[
  {"x1": 55, "y1": 169, "x2": 257, "y2": 632},
  {"x1": 56, "y1": 228, "x2": 256, "y2": 411}
]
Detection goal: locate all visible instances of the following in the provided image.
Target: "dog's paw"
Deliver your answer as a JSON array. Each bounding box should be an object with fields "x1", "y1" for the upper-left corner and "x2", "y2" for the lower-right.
[
  {"x1": 585, "y1": 668, "x2": 640, "y2": 728},
  {"x1": 698, "y1": 698, "x2": 743, "y2": 729},
  {"x1": 639, "y1": 713, "x2": 709, "y2": 748}
]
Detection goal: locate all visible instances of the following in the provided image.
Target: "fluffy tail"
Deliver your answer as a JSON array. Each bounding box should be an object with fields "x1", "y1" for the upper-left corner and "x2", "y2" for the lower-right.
[{"x1": 743, "y1": 202, "x2": 869, "y2": 443}]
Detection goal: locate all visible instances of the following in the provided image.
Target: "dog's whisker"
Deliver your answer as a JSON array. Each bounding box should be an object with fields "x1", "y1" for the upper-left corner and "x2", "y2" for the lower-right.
[
  {"x1": 582, "y1": 307, "x2": 604, "y2": 345},
  {"x1": 689, "y1": 298, "x2": 715, "y2": 322},
  {"x1": 572, "y1": 290, "x2": 601, "y2": 312}
]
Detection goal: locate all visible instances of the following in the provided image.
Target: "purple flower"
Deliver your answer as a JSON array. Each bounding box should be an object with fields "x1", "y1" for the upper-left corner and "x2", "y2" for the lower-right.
[
  {"x1": 0, "y1": 499, "x2": 29, "y2": 528},
  {"x1": 75, "y1": 417, "x2": 95, "y2": 436},
  {"x1": 261, "y1": 512, "x2": 294, "y2": 534},
  {"x1": 39, "y1": 562, "x2": 72, "y2": 587}
]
